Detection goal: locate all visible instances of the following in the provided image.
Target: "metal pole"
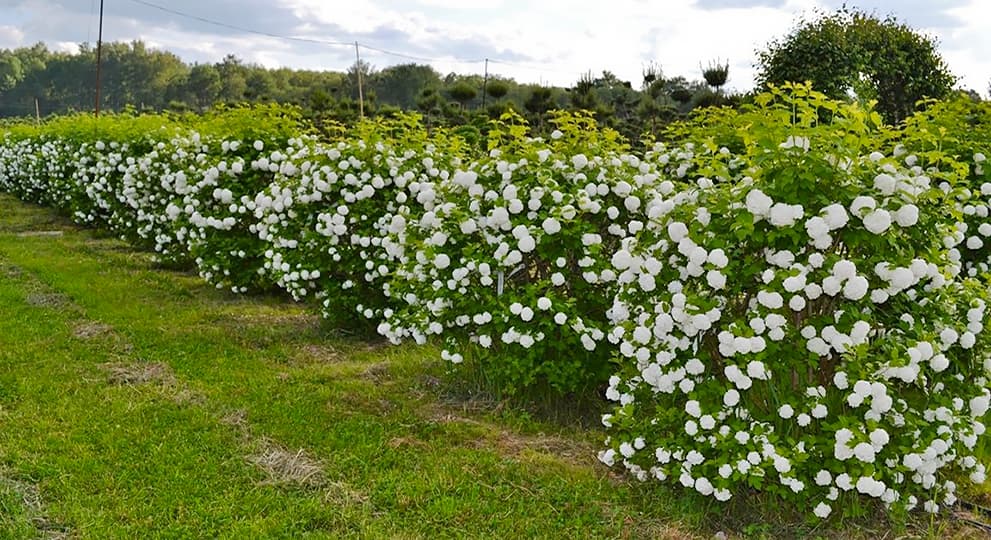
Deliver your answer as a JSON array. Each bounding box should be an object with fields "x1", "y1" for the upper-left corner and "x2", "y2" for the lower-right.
[
  {"x1": 95, "y1": 0, "x2": 104, "y2": 117},
  {"x1": 354, "y1": 41, "x2": 364, "y2": 119}
]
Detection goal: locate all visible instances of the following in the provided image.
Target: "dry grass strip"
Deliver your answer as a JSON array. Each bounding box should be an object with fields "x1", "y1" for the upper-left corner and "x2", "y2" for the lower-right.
[
  {"x1": 101, "y1": 361, "x2": 176, "y2": 386},
  {"x1": 248, "y1": 439, "x2": 327, "y2": 488}
]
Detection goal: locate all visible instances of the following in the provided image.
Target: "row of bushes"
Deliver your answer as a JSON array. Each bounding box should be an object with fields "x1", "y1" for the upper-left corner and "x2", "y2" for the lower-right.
[{"x1": 1, "y1": 85, "x2": 990, "y2": 518}]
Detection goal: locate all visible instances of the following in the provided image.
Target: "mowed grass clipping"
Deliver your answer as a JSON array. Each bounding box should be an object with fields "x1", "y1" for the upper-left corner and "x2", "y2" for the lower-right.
[{"x1": 0, "y1": 193, "x2": 983, "y2": 540}]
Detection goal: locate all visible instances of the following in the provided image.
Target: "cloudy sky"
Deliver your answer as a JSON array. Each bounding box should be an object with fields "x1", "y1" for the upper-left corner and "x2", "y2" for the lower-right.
[{"x1": 0, "y1": 0, "x2": 988, "y2": 94}]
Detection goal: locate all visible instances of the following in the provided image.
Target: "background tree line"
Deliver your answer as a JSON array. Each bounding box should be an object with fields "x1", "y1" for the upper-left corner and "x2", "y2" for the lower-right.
[
  {"x1": 0, "y1": 39, "x2": 736, "y2": 142},
  {"x1": 0, "y1": 7, "x2": 971, "y2": 139}
]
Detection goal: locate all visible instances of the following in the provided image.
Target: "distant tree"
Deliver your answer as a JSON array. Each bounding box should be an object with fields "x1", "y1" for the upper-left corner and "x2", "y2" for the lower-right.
[
  {"x1": 244, "y1": 69, "x2": 275, "y2": 101},
  {"x1": 345, "y1": 59, "x2": 375, "y2": 103},
  {"x1": 187, "y1": 64, "x2": 222, "y2": 110},
  {"x1": 448, "y1": 81, "x2": 478, "y2": 109},
  {"x1": 0, "y1": 53, "x2": 24, "y2": 92},
  {"x1": 215, "y1": 54, "x2": 247, "y2": 103},
  {"x1": 370, "y1": 63, "x2": 441, "y2": 109},
  {"x1": 485, "y1": 80, "x2": 509, "y2": 101},
  {"x1": 756, "y1": 7, "x2": 956, "y2": 123}
]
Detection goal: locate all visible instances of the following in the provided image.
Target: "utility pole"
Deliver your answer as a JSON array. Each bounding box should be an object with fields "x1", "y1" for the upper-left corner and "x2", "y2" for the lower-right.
[
  {"x1": 482, "y1": 58, "x2": 489, "y2": 109},
  {"x1": 95, "y1": 0, "x2": 104, "y2": 117},
  {"x1": 354, "y1": 41, "x2": 364, "y2": 119}
]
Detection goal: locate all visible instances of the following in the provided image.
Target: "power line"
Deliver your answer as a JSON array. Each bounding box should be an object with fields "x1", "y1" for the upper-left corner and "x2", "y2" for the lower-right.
[
  {"x1": 357, "y1": 43, "x2": 459, "y2": 64},
  {"x1": 121, "y1": 0, "x2": 582, "y2": 83},
  {"x1": 124, "y1": 0, "x2": 354, "y2": 48},
  {"x1": 488, "y1": 58, "x2": 577, "y2": 76}
]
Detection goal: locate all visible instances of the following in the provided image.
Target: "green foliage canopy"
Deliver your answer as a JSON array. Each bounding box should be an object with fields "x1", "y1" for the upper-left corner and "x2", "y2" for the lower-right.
[{"x1": 755, "y1": 8, "x2": 957, "y2": 124}]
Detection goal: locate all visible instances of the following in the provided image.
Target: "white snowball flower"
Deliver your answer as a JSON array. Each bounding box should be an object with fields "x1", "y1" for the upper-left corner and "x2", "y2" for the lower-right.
[
  {"x1": 745, "y1": 189, "x2": 773, "y2": 217},
  {"x1": 434, "y1": 254, "x2": 451, "y2": 269},
  {"x1": 806, "y1": 216, "x2": 830, "y2": 239},
  {"x1": 668, "y1": 221, "x2": 689, "y2": 242},
  {"x1": 832, "y1": 260, "x2": 857, "y2": 280},
  {"x1": 783, "y1": 274, "x2": 807, "y2": 293},
  {"x1": 874, "y1": 173, "x2": 896, "y2": 194},
  {"x1": 843, "y1": 276, "x2": 869, "y2": 300},
  {"x1": 822, "y1": 204, "x2": 849, "y2": 229},
  {"x1": 930, "y1": 354, "x2": 949, "y2": 372},
  {"x1": 778, "y1": 404, "x2": 795, "y2": 419},
  {"x1": 685, "y1": 400, "x2": 702, "y2": 417},
  {"x1": 863, "y1": 209, "x2": 892, "y2": 234},
  {"x1": 850, "y1": 196, "x2": 876, "y2": 216},
  {"x1": 706, "y1": 270, "x2": 727, "y2": 290},
  {"x1": 769, "y1": 203, "x2": 803, "y2": 227},
  {"x1": 708, "y1": 249, "x2": 729, "y2": 268},
  {"x1": 757, "y1": 291, "x2": 784, "y2": 309},
  {"x1": 894, "y1": 204, "x2": 919, "y2": 227},
  {"x1": 815, "y1": 470, "x2": 832, "y2": 486},
  {"x1": 852, "y1": 442, "x2": 876, "y2": 463},
  {"x1": 813, "y1": 502, "x2": 832, "y2": 519},
  {"x1": 518, "y1": 235, "x2": 536, "y2": 252}
]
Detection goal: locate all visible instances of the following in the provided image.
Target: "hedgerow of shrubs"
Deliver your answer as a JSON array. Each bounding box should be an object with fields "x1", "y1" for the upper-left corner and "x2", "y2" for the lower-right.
[{"x1": 0, "y1": 86, "x2": 990, "y2": 519}]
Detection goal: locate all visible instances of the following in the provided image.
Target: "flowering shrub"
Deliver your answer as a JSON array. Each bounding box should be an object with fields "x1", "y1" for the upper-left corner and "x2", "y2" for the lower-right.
[
  {"x1": 256, "y1": 114, "x2": 468, "y2": 326},
  {"x1": 900, "y1": 97, "x2": 991, "y2": 278},
  {"x1": 599, "y1": 86, "x2": 991, "y2": 517},
  {"x1": 169, "y1": 106, "x2": 310, "y2": 292},
  {"x1": 0, "y1": 86, "x2": 989, "y2": 519},
  {"x1": 379, "y1": 112, "x2": 697, "y2": 392}
]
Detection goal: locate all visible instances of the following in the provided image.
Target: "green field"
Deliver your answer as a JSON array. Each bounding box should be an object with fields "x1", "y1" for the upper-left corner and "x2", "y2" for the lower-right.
[{"x1": 0, "y1": 194, "x2": 981, "y2": 539}]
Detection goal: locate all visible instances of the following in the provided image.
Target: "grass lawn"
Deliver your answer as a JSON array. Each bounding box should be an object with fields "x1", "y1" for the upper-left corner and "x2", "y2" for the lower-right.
[{"x1": 0, "y1": 193, "x2": 983, "y2": 539}]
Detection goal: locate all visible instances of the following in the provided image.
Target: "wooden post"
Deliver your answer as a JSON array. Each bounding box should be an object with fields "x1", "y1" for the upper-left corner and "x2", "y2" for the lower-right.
[
  {"x1": 95, "y1": 0, "x2": 104, "y2": 117},
  {"x1": 482, "y1": 58, "x2": 488, "y2": 110},
  {"x1": 34, "y1": 98, "x2": 40, "y2": 124}
]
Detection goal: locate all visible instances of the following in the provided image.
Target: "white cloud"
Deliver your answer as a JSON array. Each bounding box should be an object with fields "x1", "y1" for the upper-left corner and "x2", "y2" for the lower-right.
[
  {"x1": 52, "y1": 41, "x2": 79, "y2": 53},
  {"x1": 0, "y1": 0, "x2": 985, "y2": 96},
  {"x1": 943, "y1": 0, "x2": 991, "y2": 91},
  {"x1": 0, "y1": 25, "x2": 25, "y2": 49}
]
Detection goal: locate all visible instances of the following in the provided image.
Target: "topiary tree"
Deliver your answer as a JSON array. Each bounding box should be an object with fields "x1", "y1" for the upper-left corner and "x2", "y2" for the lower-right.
[
  {"x1": 448, "y1": 81, "x2": 478, "y2": 110},
  {"x1": 485, "y1": 80, "x2": 509, "y2": 101},
  {"x1": 523, "y1": 85, "x2": 555, "y2": 129},
  {"x1": 756, "y1": 8, "x2": 956, "y2": 124},
  {"x1": 702, "y1": 59, "x2": 729, "y2": 93}
]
